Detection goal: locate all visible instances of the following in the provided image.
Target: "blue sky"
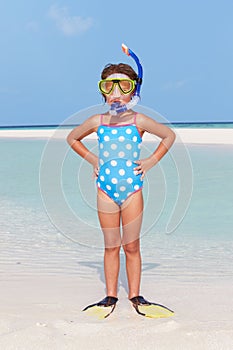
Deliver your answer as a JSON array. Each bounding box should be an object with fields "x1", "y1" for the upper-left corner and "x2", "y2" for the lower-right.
[{"x1": 0, "y1": 0, "x2": 233, "y2": 126}]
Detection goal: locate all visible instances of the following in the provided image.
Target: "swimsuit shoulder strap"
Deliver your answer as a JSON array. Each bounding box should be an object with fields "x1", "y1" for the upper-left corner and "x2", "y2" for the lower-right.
[
  {"x1": 133, "y1": 112, "x2": 138, "y2": 125},
  {"x1": 100, "y1": 114, "x2": 104, "y2": 125}
]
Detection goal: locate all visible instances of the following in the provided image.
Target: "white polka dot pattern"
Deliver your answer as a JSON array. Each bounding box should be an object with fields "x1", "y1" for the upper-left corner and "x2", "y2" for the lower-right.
[
  {"x1": 97, "y1": 121, "x2": 143, "y2": 205},
  {"x1": 111, "y1": 178, "x2": 118, "y2": 184},
  {"x1": 110, "y1": 160, "x2": 117, "y2": 166}
]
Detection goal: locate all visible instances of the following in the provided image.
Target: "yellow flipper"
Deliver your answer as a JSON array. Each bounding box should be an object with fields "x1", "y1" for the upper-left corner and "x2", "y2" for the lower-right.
[
  {"x1": 84, "y1": 305, "x2": 114, "y2": 320},
  {"x1": 137, "y1": 304, "x2": 174, "y2": 318},
  {"x1": 130, "y1": 296, "x2": 174, "y2": 318},
  {"x1": 82, "y1": 296, "x2": 118, "y2": 319}
]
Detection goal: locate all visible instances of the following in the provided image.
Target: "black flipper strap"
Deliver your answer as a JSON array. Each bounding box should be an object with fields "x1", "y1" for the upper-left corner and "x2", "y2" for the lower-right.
[
  {"x1": 82, "y1": 296, "x2": 118, "y2": 318},
  {"x1": 130, "y1": 295, "x2": 174, "y2": 316}
]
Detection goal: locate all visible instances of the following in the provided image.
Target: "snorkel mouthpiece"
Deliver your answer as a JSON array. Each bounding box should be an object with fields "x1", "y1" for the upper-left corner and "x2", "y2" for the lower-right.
[
  {"x1": 109, "y1": 43, "x2": 143, "y2": 115},
  {"x1": 110, "y1": 101, "x2": 127, "y2": 114}
]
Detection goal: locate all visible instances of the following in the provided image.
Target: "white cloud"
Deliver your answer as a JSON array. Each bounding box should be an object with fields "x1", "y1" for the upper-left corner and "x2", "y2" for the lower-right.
[
  {"x1": 48, "y1": 4, "x2": 93, "y2": 36},
  {"x1": 162, "y1": 80, "x2": 187, "y2": 91}
]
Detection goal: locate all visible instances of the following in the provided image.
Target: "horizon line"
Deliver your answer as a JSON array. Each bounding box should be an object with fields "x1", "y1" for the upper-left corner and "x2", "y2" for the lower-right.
[{"x1": 1, "y1": 121, "x2": 233, "y2": 129}]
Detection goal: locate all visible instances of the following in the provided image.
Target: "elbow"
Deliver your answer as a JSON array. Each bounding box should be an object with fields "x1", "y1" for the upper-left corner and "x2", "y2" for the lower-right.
[
  {"x1": 66, "y1": 132, "x2": 76, "y2": 147},
  {"x1": 164, "y1": 129, "x2": 176, "y2": 149},
  {"x1": 66, "y1": 133, "x2": 72, "y2": 146},
  {"x1": 171, "y1": 129, "x2": 176, "y2": 144}
]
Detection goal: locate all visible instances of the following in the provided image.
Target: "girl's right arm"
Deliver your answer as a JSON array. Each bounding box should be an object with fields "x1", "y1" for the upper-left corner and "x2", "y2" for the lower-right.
[{"x1": 67, "y1": 114, "x2": 100, "y2": 176}]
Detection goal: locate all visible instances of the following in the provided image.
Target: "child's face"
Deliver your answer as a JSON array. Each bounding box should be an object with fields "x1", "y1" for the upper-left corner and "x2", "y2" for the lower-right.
[{"x1": 104, "y1": 73, "x2": 134, "y2": 105}]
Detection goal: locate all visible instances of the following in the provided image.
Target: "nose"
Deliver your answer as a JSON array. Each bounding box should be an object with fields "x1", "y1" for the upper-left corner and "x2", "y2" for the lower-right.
[{"x1": 111, "y1": 84, "x2": 121, "y2": 97}]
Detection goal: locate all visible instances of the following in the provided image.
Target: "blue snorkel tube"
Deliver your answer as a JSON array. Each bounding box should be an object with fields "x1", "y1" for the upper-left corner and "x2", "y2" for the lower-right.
[{"x1": 109, "y1": 43, "x2": 143, "y2": 115}]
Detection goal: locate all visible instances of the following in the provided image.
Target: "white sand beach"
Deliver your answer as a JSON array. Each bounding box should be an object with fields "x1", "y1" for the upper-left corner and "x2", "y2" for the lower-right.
[
  {"x1": 1, "y1": 129, "x2": 233, "y2": 350},
  {"x1": 0, "y1": 127, "x2": 233, "y2": 144},
  {"x1": 1, "y1": 272, "x2": 233, "y2": 350}
]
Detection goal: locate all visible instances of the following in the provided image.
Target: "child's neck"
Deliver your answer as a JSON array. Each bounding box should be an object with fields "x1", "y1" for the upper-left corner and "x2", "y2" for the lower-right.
[{"x1": 107, "y1": 111, "x2": 134, "y2": 125}]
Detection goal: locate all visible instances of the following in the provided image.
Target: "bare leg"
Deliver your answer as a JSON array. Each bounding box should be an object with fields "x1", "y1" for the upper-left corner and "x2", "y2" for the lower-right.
[
  {"x1": 97, "y1": 189, "x2": 121, "y2": 297},
  {"x1": 121, "y1": 190, "x2": 143, "y2": 299}
]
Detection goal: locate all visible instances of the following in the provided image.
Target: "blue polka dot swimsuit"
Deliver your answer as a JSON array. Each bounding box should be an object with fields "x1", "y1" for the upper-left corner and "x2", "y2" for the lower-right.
[{"x1": 97, "y1": 114, "x2": 143, "y2": 206}]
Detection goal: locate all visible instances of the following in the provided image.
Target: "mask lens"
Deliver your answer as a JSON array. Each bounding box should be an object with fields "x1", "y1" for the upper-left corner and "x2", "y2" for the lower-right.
[
  {"x1": 118, "y1": 79, "x2": 134, "y2": 94},
  {"x1": 99, "y1": 80, "x2": 114, "y2": 94}
]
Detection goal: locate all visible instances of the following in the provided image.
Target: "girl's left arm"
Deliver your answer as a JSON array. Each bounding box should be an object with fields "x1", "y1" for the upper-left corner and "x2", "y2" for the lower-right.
[{"x1": 135, "y1": 114, "x2": 176, "y2": 179}]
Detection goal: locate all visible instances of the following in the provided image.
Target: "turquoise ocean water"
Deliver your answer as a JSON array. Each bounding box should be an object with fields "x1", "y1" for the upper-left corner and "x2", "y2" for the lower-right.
[
  {"x1": 1, "y1": 124, "x2": 233, "y2": 284},
  {"x1": 1, "y1": 121, "x2": 233, "y2": 130}
]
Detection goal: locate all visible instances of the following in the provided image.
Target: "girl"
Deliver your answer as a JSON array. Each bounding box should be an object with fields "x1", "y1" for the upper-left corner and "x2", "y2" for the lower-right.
[{"x1": 67, "y1": 46, "x2": 175, "y2": 318}]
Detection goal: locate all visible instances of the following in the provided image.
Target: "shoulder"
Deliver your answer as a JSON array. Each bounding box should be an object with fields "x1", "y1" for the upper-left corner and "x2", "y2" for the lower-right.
[
  {"x1": 79, "y1": 114, "x2": 101, "y2": 132},
  {"x1": 136, "y1": 112, "x2": 176, "y2": 139},
  {"x1": 136, "y1": 113, "x2": 159, "y2": 130},
  {"x1": 67, "y1": 114, "x2": 101, "y2": 142},
  {"x1": 85, "y1": 114, "x2": 101, "y2": 127}
]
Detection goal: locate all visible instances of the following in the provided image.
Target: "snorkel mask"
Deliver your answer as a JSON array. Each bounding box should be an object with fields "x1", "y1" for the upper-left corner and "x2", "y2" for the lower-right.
[{"x1": 109, "y1": 44, "x2": 143, "y2": 115}]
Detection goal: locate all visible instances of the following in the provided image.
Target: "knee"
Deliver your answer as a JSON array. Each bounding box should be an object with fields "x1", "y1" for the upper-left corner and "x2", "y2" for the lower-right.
[
  {"x1": 105, "y1": 246, "x2": 121, "y2": 256},
  {"x1": 123, "y1": 241, "x2": 140, "y2": 256}
]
